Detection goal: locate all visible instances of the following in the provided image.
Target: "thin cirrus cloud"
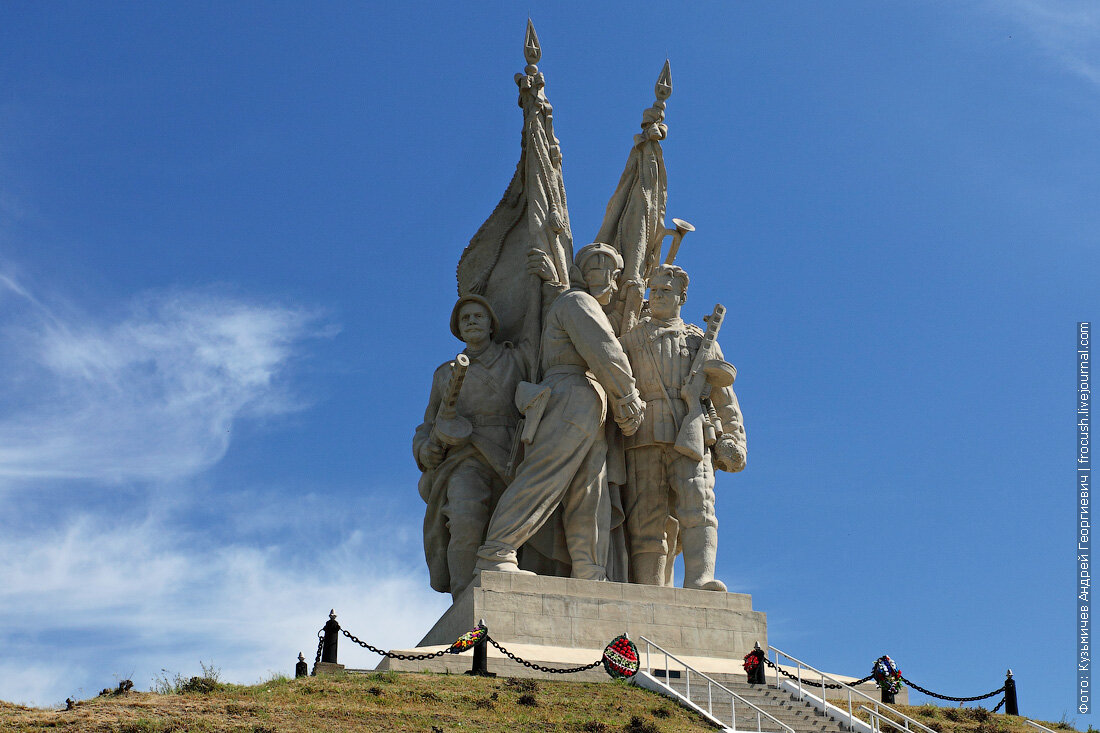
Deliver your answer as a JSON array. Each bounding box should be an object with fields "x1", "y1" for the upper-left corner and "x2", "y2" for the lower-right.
[
  {"x1": 0, "y1": 270, "x2": 451, "y2": 706},
  {"x1": 0, "y1": 273, "x2": 326, "y2": 486},
  {"x1": 995, "y1": 0, "x2": 1100, "y2": 88}
]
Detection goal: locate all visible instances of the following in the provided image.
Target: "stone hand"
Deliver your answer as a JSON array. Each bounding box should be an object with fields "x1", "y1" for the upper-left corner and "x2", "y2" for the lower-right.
[
  {"x1": 526, "y1": 248, "x2": 557, "y2": 283},
  {"x1": 714, "y1": 436, "x2": 746, "y2": 473},
  {"x1": 419, "y1": 439, "x2": 445, "y2": 470},
  {"x1": 615, "y1": 397, "x2": 646, "y2": 437}
]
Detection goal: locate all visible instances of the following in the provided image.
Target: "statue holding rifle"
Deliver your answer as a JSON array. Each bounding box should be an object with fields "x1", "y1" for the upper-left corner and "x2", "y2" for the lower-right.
[{"x1": 618, "y1": 264, "x2": 747, "y2": 590}]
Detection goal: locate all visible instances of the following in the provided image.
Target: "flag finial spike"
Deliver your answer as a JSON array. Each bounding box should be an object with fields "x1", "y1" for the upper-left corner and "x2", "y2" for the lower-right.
[
  {"x1": 655, "y1": 59, "x2": 672, "y2": 102},
  {"x1": 524, "y1": 19, "x2": 542, "y2": 67}
]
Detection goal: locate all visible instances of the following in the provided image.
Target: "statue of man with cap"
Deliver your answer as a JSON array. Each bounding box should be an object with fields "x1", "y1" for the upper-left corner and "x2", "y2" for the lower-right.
[
  {"x1": 618, "y1": 263, "x2": 747, "y2": 591},
  {"x1": 475, "y1": 243, "x2": 646, "y2": 581},
  {"x1": 413, "y1": 294, "x2": 530, "y2": 599}
]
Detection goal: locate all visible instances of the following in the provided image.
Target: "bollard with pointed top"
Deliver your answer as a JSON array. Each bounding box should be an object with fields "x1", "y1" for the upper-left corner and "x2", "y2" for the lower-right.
[
  {"x1": 321, "y1": 609, "x2": 340, "y2": 664},
  {"x1": 465, "y1": 619, "x2": 496, "y2": 678},
  {"x1": 747, "y1": 642, "x2": 766, "y2": 684},
  {"x1": 1004, "y1": 669, "x2": 1019, "y2": 715},
  {"x1": 295, "y1": 652, "x2": 308, "y2": 679},
  {"x1": 313, "y1": 610, "x2": 346, "y2": 675}
]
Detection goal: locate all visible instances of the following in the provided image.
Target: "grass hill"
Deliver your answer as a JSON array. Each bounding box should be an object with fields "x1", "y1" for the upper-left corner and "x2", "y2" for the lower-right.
[
  {"x1": 0, "y1": 669, "x2": 713, "y2": 732},
  {"x1": 0, "y1": 669, "x2": 1089, "y2": 733}
]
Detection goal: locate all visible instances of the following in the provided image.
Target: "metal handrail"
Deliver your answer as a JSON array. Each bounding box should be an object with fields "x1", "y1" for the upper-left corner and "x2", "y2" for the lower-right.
[
  {"x1": 1023, "y1": 721, "x2": 1058, "y2": 733},
  {"x1": 860, "y1": 706, "x2": 939, "y2": 733},
  {"x1": 640, "y1": 636, "x2": 795, "y2": 733},
  {"x1": 770, "y1": 645, "x2": 935, "y2": 733}
]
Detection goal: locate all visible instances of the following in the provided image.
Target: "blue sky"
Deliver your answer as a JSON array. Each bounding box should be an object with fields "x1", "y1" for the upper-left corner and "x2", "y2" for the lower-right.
[{"x1": 0, "y1": 0, "x2": 1096, "y2": 723}]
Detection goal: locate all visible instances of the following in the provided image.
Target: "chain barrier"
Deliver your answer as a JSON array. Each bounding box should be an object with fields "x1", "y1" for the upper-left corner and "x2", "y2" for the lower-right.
[
  {"x1": 341, "y1": 628, "x2": 452, "y2": 661},
  {"x1": 487, "y1": 637, "x2": 602, "y2": 674},
  {"x1": 311, "y1": 628, "x2": 325, "y2": 675},
  {"x1": 317, "y1": 618, "x2": 1015, "y2": 704},
  {"x1": 761, "y1": 658, "x2": 1005, "y2": 704},
  {"x1": 901, "y1": 677, "x2": 1005, "y2": 703},
  {"x1": 762, "y1": 657, "x2": 873, "y2": 689}
]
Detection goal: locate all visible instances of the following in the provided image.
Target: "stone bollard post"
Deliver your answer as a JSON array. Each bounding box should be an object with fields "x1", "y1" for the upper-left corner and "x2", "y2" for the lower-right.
[
  {"x1": 881, "y1": 687, "x2": 895, "y2": 704},
  {"x1": 747, "y1": 643, "x2": 766, "y2": 684},
  {"x1": 1004, "y1": 669, "x2": 1019, "y2": 715},
  {"x1": 465, "y1": 619, "x2": 495, "y2": 677},
  {"x1": 295, "y1": 652, "x2": 308, "y2": 679},
  {"x1": 321, "y1": 609, "x2": 340, "y2": 664}
]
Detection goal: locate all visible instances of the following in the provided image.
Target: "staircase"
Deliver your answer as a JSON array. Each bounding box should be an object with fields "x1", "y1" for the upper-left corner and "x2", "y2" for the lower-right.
[{"x1": 660, "y1": 675, "x2": 855, "y2": 733}]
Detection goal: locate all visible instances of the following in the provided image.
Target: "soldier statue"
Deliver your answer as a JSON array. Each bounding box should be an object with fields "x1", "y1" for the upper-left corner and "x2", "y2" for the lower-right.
[
  {"x1": 413, "y1": 294, "x2": 528, "y2": 599},
  {"x1": 475, "y1": 243, "x2": 646, "y2": 581},
  {"x1": 618, "y1": 264, "x2": 747, "y2": 591}
]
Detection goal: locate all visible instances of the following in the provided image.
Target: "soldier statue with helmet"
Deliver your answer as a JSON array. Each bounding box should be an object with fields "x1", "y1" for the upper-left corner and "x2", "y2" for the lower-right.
[{"x1": 618, "y1": 263, "x2": 746, "y2": 590}]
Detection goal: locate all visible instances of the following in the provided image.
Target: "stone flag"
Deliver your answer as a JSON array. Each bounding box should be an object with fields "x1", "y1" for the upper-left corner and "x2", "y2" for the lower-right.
[{"x1": 456, "y1": 20, "x2": 574, "y2": 349}]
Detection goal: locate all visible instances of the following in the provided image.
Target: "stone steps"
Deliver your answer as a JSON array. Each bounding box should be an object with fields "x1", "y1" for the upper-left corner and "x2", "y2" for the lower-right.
[{"x1": 657, "y1": 679, "x2": 857, "y2": 733}]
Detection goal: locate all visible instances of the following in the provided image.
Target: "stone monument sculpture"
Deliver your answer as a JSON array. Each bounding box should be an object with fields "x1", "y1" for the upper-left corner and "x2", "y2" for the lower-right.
[
  {"x1": 618, "y1": 264, "x2": 747, "y2": 590},
  {"x1": 474, "y1": 243, "x2": 645, "y2": 581},
  {"x1": 414, "y1": 295, "x2": 527, "y2": 599},
  {"x1": 413, "y1": 22, "x2": 747, "y2": 600}
]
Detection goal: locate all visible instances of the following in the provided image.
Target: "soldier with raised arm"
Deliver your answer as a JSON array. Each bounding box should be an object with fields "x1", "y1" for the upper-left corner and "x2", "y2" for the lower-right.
[
  {"x1": 618, "y1": 264, "x2": 747, "y2": 591},
  {"x1": 475, "y1": 243, "x2": 645, "y2": 581}
]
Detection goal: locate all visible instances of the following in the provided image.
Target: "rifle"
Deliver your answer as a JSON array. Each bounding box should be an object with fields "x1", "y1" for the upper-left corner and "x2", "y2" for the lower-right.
[
  {"x1": 674, "y1": 304, "x2": 726, "y2": 461},
  {"x1": 430, "y1": 353, "x2": 473, "y2": 447}
]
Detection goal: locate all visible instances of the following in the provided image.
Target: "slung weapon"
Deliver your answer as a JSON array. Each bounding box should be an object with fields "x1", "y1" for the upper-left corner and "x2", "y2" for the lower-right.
[{"x1": 674, "y1": 304, "x2": 734, "y2": 461}]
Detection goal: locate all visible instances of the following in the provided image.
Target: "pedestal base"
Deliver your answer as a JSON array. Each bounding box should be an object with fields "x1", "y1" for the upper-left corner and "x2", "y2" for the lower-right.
[{"x1": 415, "y1": 570, "x2": 766, "y2": 663}]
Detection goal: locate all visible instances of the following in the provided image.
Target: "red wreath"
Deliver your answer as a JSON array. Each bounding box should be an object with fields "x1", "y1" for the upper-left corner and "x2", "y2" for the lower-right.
[{"x1": 602, "y1": 635, "x2": 640, "y2": 679}]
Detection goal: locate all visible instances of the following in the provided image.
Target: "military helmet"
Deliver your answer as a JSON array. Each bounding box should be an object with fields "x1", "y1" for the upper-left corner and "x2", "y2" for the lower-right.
[
  {"x1": 450, "y1": 294, "x2": 501, "y2": 341},
  {"x1": 574, "y1": 242, "x2": 624, "y2": 271}
]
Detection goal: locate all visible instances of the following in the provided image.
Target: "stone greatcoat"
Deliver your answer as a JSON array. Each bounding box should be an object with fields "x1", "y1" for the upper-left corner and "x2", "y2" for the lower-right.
[
  {"x1": 478, "y1": 288, "x2": 639, "y2": 580},
  {"x1": 414, "y1": 340, "x2": 526, "y2": 594}
]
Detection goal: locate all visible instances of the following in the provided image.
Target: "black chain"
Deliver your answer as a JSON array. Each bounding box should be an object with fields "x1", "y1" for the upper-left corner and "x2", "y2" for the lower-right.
[
  {"x1": 310, "y1": 628, "x2": 324, "y2": 675},
  {"x1": 487, "y1": 636, "x2": 602, "y2": 674},
  {"x1": 762, "y1": 657, "x2": 872, "y2": 689},
  {"x1": 901, "y1": 677, "x2": 1005, "y2": 703},
  {"x1": 340, "y1": 628, "x2": 452, "y2": 661},
  {"x1": 991, "y1": 697, "x2": 1006, "y2": 713}
]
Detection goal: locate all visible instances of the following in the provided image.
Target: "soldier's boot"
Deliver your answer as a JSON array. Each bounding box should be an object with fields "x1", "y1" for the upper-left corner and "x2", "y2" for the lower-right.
[
  {"x1": 571, "y1": 562, "x2": 607, "y2": 581},
  {"x1": 681, "y1": 526, "x2": 727, "y2": 592},
  {"x1": 448, "y1": 549, "x2": 479, "y2": 600},
  {"x1": 475, "y1": 544, "x2": 535, "y2": 576},
  {"x1": 629, "y1": 552, "x2": 667, "y2": 585}
]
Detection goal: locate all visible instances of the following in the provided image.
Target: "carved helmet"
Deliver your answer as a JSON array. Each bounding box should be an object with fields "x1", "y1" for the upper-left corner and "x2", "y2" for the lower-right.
[
  {"x1": 570, "y1": 242, "x2": 624, "y2": 287},
  {"x1": 450, "y1": 294, "x2": 501, "y2": 341}
]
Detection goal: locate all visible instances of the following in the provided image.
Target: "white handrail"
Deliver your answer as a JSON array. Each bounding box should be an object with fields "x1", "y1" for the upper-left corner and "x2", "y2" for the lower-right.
[
  {"x1": 640, "y1": 636, "x2": 795, "y2": 733},
  {"x1": 860, "y1": 706, "x2": 939, "y2": 733},
  {"x1": 1023, "y1": 721, "x2": 1058, "y2": 733},
  {"x1": 770, "y1": 645, "x2": 931, "y2": 733}
]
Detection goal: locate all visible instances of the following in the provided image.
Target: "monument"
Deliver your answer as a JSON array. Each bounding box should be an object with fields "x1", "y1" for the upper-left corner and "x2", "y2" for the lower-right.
[{"x1": 398, "y1": 22, "x2": 763, "y2": 676}]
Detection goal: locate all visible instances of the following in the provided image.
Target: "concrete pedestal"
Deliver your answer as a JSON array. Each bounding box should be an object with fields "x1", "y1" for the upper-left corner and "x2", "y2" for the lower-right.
[{"x1": 375, "y1": 571, "x2": 766, "y2": 678}]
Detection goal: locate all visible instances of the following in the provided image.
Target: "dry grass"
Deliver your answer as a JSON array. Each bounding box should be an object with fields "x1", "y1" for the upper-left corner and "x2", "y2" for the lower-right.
[
  {"x1": 0, "y1": 671, "x2": 716, "y2": 732},
  {"x1": 846, "y1": 702, "x2": 1087, "y2": 733}
]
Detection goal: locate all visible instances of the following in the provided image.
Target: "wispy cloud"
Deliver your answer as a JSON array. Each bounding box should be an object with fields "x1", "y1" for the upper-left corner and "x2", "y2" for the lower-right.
[
  {"x1": 0, "y1": 269, "x2": 450, "y2": 709},
  {"x1": 995, "y1": 0, "x2": 1100, "y2": 88},
  {"x1": 0, "y1": 274, "x2": 324, "y2": 486},
  {"x1": 0, "y1": 509, "x2": 448, "y2": 706}
]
